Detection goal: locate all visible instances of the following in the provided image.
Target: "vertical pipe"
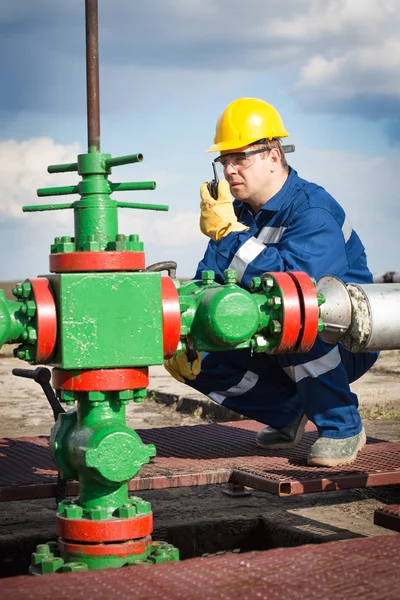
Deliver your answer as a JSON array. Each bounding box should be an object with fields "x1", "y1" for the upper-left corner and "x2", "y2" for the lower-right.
[{"x1": 85, "y1": 0, "x2": 100, "y2": 152}]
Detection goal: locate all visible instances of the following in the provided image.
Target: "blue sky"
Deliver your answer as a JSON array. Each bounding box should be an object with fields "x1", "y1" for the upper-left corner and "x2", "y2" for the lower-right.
[{"x1": 0, "y1": 0, "x2": 399, "y2": 280}]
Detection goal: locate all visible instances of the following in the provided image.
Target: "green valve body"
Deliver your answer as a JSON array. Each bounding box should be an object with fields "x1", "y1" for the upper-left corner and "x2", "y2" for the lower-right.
[
  {"x1": 1, "y1": 148, "x2": 181, "y2": 573},
  {"x1": 0, "y1": 148, "x2": 322, "y2": 574},
  {"x1": 48, "y1": 272, "x2": 163, "y2": 369}
]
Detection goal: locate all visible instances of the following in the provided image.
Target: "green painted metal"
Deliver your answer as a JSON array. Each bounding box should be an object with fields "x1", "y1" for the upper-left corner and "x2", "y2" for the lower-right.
[
  {"x1": 23, "y1": 146, "x2": 167, "y2": 253},
  {"x1": 23, "y1": 202, "x2": 75, "y2": 212},
  {"x1": 176, "y1": 270, "x2": 277, "y2": 353},
  {"x1": 29, "y1": 539, "x2": 179, "y2": 574},
  {"x1": 49, "y1": 272, "x2": 164, "y2": 369},
  {"x1": 0, "y1": 290, "x2": 29, "y2": 347},
  {"x1": 51, "y1": 400, "x2": 155, "y2": 510}
]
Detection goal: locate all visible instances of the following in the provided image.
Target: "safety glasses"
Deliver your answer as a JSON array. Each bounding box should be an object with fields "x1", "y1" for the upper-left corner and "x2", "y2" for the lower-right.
[{"x1": 214, "y1": 146, "x2": 270, "y2": 171}]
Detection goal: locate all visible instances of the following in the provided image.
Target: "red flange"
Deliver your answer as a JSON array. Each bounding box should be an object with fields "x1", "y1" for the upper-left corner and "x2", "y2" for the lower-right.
[
  {"x1": 161, "y1": 276, "x2": 181, "y2": 359},
  {"x1": 58, "y1": 536, "x2": 152, "y2": 557},
  {"x1": 49, "y1": 251, "x2": 145, "y2": 273},
  {"x1": 287, "y1": 272, "x2": 319, "y2": 352},
  {"x1": 29, "y1": 278, "x2": 57, "y2": 362},
  {"x1": 52, "y1": 367, "x2": 149, "y2": 391},
  {"x1": 266, "y1": 272, "x2": 301, "y2": 353},
  {"x1": 56, "y1": 513, "x2": 153, "y2": 543}
]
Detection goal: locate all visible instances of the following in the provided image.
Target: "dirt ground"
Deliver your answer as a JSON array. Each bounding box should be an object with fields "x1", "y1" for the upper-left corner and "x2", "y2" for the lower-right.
[{"x1": 1, "y1": 349, "x2": 399, "y2": 438}]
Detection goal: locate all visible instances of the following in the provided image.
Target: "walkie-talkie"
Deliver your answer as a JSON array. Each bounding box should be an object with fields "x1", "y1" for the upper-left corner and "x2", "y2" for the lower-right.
[{"x1": 207, "y1": 162, "x2": 219, "y2": 200}]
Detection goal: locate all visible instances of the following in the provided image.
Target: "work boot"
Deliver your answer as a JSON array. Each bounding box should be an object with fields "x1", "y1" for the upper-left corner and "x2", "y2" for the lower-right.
[
  {"x1": 307, "y1": 427, "x2": 366, "y2": 467},
  {"x1": 256, "y1": 413, "x2": 308, "y2": 449}
]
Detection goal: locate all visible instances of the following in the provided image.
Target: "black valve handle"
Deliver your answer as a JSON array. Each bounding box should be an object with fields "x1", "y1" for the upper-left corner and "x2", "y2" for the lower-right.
[{"x1": 12, "y1": 367, "x2": 65, "y2": 420}]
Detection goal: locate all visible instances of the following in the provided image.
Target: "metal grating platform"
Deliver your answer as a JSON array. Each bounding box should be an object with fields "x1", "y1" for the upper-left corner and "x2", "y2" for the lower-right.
[
  {"x1": 2, "y1": 535, "x2": 400, "y2": 599},
  {"x1": 1, "y1": 421, "x2": 400, "y2": 501},
  {"x1": 374, "y1": 504, "x2": 400, "y2": 532}
]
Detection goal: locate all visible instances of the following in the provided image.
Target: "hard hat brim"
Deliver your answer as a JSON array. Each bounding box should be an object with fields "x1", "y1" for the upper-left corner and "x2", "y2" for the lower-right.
[{"x1": 206, "y1": 132, "x2": 289, "y2": 153}]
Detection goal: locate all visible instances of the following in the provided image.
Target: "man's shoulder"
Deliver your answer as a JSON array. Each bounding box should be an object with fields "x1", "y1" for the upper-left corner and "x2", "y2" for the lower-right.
[{"x1": 291, "y1": 172, "x2": 345, "y2": 218}]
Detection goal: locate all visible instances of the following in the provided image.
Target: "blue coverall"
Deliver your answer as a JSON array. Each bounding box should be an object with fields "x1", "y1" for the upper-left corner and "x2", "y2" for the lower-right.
[{"x1": 186, "y1": 168, "x2": 378, "y2": 439}]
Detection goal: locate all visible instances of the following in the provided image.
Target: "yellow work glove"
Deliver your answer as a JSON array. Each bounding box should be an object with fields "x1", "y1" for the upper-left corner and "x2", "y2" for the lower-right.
[
  {"x1": 164, "y1": 351, "x2": 203, "y2": 384},
  {"x1": 200, "y1": 179, "x2": 249, "y2": 241}
]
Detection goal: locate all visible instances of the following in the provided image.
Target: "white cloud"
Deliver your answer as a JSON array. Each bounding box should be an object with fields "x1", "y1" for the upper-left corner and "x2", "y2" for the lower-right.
[
  {"x1": 297, "y1": 39, "x2": 400, "y2": 98},
  {"x1": 0, "y1": 138, "x2": 80, "y2": 221}
]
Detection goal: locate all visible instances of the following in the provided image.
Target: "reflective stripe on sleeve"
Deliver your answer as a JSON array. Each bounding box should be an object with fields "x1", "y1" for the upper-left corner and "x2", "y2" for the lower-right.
[
  {"x1": 283, "y1": 346, "x2": 341, "y2": 383},
  {"x1": 257, "y1": 226, "x2": 286, "y2": 244},
  {"x1": 229, "y1": 237, "x2": 266, "y2": 281},
  {"x1": 342, "y1": 216, "x2": 353, "y2": 243},
  {"x1": 208, "y1": 370, "x2": 259, "y2": 405}
]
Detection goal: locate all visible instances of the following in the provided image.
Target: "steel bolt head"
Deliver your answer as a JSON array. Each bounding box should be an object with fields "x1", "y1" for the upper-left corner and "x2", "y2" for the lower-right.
[
  {"x1": 250, "y1": 277, "x2": 262, "y2": 292},
  {"x1": 273, "y1": 296, "x2": 282, "y2": 306},
  {"x1": 36, "y1": 544, "x2": 51, "y2": 555},
  {"x1": 60, "y1": 562, "x2": 88, "y2": 572},
  {"x1": 118, "y1": 504, "x2": 137, "y2": 519},
  {"x1": 201, "y1": 270, "x2": 215, "y2": 283},
  {"x1": 133, "y1": 388, "x2": 147, "y2": 403},
  {"x1": 223, "y1": 268, "x2": 238, "y2": 284},
  {"x1": 270, "y1": 319, "x2": 282, "y2": 335},
  {"x1": 262, "y1": 277, "x2": 274, "y2": 291},
  {"x1": 32, "y1": 550, "x2": 53, "y2": 567},
  {"x1": 118, "y1": 390, "x2": 134, "y2": 401},
  {"x1": 20, "y1": 303, "x2": 28, "y2": 314},
  {"x1": 64, "y1": 504, "x2": 83, "y2": 519},
  {"x1": 28, "y1": 328, "x2": 37, "y2": 344},
  {"x1": 58, "y1": 500, "x2": 71, "y2": 514},
  {"x1": 41, "y1": 557, "x2": 64, "y2": 574},
  {"x1": 26, "y1": 300, "x2": 37, "y2": 317},
  {"x1": 254, "y1": 335, "x2": 269, "y2": 350},
  {"x1": 129, "y1": 497, "x2": 152, "y2": 515},
  {"x1": 21, "y1": 282, "x2": 32, "y2": 298},
  {"x1": 89, "y1": 506, "x2": 109, "y2": 520}
]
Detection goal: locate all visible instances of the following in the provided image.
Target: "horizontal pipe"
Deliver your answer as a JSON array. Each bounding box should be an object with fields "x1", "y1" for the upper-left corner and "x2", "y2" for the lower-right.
[
  {"x1": 23, "y1": 203, "x2": 74, "y2": 212},
  {"x1": 47, "y1": 162, "x2": 78, "y2": 174},
  {"x1": 110, "y1": 181, "x2": 156, "y2": 192},
  {"x1": 343, "y1": 283, "x2": 400, "y2": 352},
  {"x1": 37, "y1": 186, "x2": 79, "y2": 197},
  {"x1": 117, "y1": 201, "x2": 168, "y2": 211},
  {"x1": 104, "y1": 154, "x2": 143, "y2": 169}
]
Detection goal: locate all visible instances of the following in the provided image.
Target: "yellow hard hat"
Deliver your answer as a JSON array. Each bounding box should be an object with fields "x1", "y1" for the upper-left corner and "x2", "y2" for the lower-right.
[{"x1": 207, "y1": 97, "x2": 289, "y2": 153}]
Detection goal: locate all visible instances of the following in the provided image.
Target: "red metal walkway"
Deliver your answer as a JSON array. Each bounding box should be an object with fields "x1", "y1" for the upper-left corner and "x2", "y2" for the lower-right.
[
  {"x1": 1, "y1": 421, "x2": 400, "y2": 501},
  {"x1": 2, "y1": 535, "x2": 400, "y2": 599},
  {"x1": 374, "y1": 504, "x2": 400, "y2": 532}
]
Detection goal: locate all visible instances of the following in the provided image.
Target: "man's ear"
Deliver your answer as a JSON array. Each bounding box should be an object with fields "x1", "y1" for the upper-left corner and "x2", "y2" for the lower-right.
[{"x1": 269, "y1": 147, "x2": 281, "y2": 171}]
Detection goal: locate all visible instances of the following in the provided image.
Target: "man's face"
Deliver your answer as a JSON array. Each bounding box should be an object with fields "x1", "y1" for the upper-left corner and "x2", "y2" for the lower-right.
[{"x1": 217, "y1": 144, "x2": 273, "y2": 203}]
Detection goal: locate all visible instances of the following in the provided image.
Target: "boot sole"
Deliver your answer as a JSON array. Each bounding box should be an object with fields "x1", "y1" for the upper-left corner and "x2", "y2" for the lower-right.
[
  {"x1": 307, "y1": 428, "x2": 367, "y2": 467},
  {"x1": 256, "y1": 414, "x2": 308, "y2": 449}
]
